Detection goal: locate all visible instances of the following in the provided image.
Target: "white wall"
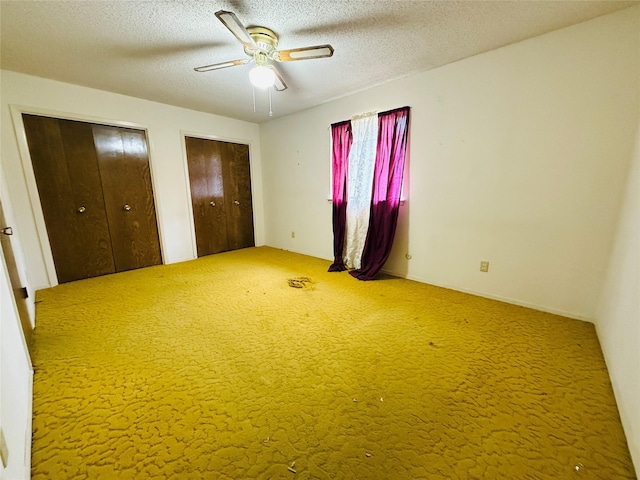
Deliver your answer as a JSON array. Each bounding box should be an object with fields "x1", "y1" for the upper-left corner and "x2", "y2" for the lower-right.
[
  {"x1": 260, "y1": 7, "x2": 639, "y2": 321},
  {"x1": 596, "y1": 124, "x2": 640, "y2": 473},
  {"x1": 0, "y1": 70, "x2": 264, "y2": 290}
]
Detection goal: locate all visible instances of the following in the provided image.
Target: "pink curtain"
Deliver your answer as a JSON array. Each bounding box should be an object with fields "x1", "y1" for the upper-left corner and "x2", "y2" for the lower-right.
[
  {"x1": 351, "y1": 106, "x2": 410, "y2": 280},
  {"x1": 328, "y1": 121, "x2": 352, "y2": 271}
]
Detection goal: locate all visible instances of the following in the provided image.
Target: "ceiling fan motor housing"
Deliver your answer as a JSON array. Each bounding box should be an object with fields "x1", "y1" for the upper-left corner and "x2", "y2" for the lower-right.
[{"x1": 245, "y1": 27, "x2": 279, "y2": 57}]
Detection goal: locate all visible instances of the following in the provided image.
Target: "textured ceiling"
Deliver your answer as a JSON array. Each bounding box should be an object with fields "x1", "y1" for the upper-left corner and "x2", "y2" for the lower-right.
[{"x1": 1, "y1": 0, "x2": 637, "y2": 123}]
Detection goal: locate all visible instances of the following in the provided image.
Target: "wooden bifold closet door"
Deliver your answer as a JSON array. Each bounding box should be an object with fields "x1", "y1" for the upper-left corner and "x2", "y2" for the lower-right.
[
  {"x1": 23, "y1": 114, "x2": 162, "y2": 284},
  {"x1": 185, "y1": 136, "x2": 254, "y2": 257}
]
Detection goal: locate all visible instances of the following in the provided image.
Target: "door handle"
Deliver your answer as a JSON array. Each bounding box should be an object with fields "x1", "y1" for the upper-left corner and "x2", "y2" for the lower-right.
[
  {"x1": 123, "y1": 204, "x2": 131, "y2": 211},
  {"x1": 210, "y1": 201, "x2": 216, "y2": 207},
  {"x1": 1, "y1": 227, "x2": 13, "y2": 236},
  {"x1": 77, "y1": 206, "x2": 86, "y2": 214},
  {"x1": 234, "y1": 200, "x2": 240, "y2": 205}
]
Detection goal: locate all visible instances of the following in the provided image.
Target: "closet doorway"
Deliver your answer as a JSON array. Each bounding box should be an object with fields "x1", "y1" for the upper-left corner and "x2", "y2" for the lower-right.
[
  {"x1": 185, "y1": 136, "x2": 255, "y2": 257},
  {"x1": 23, "y1": 114, "x2": 162, "y2": 284}
]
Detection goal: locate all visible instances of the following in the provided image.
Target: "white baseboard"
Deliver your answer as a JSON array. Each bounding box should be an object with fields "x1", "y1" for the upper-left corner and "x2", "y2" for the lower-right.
[{"x1": 381, "y1": 268, "x2": 592, "y2": 323}]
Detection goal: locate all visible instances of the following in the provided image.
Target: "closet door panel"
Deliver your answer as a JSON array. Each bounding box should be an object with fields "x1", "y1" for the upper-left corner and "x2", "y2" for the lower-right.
[
  {"x1": 185, "y1": 136, "x2": 228, "y2": 256},
  {"x1": 205, "y1": 142, "x2": 228, "y2": 253},
  {"x1": 23, "y1": 115, "x2": 115, "y2": 283},
  {"x1": 93, "y1": 125, "x2": 162, "y2": 272},
  {"x1": 221, "y1": 142, "x2": 254, "y2": 250},
  {"x1": 58, "y1": 120, "x2": 117, "y2": 278}
]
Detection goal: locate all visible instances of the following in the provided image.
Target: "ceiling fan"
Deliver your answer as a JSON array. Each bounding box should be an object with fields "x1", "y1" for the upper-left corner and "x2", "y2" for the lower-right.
[{"x1": 194, "y1": 10, "x2": 334, "y2": 91}]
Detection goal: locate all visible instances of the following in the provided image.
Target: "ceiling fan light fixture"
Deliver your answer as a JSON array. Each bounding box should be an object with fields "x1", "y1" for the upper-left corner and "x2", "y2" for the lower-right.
[{"x1": 249, "y1": 65, "x2": 276, "y2": 89}]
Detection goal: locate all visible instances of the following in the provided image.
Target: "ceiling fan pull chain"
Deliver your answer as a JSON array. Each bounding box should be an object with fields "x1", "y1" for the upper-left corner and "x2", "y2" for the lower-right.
[
  {"x1": 268, "y1": 87, "x2": 273, "y2": 117},
  {"x1": 252, "y1": 85, "x2": 256, "y2": 113}
]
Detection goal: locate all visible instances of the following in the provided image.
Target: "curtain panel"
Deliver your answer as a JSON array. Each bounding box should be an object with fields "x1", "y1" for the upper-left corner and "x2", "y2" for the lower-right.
[
  {"x1": 328, "y1": 121, "x2": 352, "y2": 271},
  {"x1": 329, "y1": 106, "x2": 411, "y2": 279},
  {"x1": 343, "y1": 114, "x2": 378, "y2": 270}
]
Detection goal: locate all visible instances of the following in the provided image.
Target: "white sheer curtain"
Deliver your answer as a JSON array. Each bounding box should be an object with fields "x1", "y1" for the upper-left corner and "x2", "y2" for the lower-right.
[{"x1": 343, "y1": 113, "x2": 378, "y2": 269}]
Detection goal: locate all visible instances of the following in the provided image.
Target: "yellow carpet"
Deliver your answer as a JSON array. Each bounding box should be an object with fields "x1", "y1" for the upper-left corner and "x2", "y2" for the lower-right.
[{"x1": 31, "y1": 247, "x2": 635, "y2": 479}]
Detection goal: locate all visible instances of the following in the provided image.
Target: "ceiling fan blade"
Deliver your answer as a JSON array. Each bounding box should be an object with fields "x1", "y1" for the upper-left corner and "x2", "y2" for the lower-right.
[
  {"x1": 215, "y1": 10, "x2": 257, "y2": 49},
  {"x1": 270, "y1": 66, "x2": 287, "y2": 91},
  {"x1": 275, "y1": 45, "x2": 334, "y2": 62},
  {"x1": 194, "y1": 58, "x2": 249, "y2": 72}
]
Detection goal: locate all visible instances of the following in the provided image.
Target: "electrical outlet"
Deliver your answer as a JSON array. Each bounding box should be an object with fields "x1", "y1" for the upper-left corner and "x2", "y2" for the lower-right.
[
  {"x1": 291, "y1": 231, "x2": 295, "y2": 239},
  {"x1": 480, "y1": 261, "x2": 489, "y2": 272}
]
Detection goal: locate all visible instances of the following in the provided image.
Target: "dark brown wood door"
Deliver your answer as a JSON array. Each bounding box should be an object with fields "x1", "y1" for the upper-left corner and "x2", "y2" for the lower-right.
[
  {"x1": 23, "y1": 114, "x2": 162, "y2": 283},
  {"x1": 93, "y1": 125, "x2": 162, "y2": 272},
  {"x1": 185, "y1": 136, "x2": 229, "y2": 256},
  {"x1": 185, "y1": 137, "x2": 254, "y2": 257},
  {"x1": 23, "y1": 114, "x2": 116, "y2": 283},
  {"x1": 220, "y1": 141, "x2": 254, "y2": 250}
]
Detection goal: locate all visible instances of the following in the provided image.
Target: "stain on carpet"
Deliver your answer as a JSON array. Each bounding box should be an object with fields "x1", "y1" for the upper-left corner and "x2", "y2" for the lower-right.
[{"x1": 287, "y1": 277, "x2": 312, "y2": 289}]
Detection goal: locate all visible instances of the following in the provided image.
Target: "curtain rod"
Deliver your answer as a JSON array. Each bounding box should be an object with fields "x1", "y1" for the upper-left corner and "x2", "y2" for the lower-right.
[
  {"x1": 380, "y1": 105, "x2": 410, "y2": 116},
  {"x1": 351, "y1": 111, "x2": 377, "y2": 121},
  {"x1": 330, "y1": 106, "x2": 410, "y2": 128}
]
